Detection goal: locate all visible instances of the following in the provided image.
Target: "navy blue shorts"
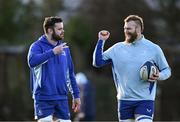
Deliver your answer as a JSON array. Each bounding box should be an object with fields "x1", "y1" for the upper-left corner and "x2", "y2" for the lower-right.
[
  {"x1": 34, "y1": 99, "x2": 70, "y2": 120},
  {"x1": 118, "y1": 100, "x2": 154, "y2": 120}
]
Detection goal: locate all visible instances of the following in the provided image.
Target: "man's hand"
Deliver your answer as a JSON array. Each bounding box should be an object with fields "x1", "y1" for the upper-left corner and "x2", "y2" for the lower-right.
[
  {"x1": 53, "y1": 43, "x2": 68, "y2": 55},
  {"x1": 72, "y1": 98, "x2": 81, "y2": 113},
  {"x1": 98, "y1": 30, "x2": 110, "y2": 41},
  {"x1": 149, "y1": 67, "x2": 159, "y2": 82}
]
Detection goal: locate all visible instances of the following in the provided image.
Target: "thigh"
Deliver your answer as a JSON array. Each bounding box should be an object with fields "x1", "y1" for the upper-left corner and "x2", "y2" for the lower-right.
[
  {"x1": 118, "y1": 100, "x2": 135, "y2": 120},
  {"x1": 135, "y1": 100, "x2": 154, "y2": 118},
  {"x1": 34, "y1": 100, "x2": 55, "y2": 120},
  {"x1": 54, "y1": 100, "x2": 71, "y2": 120}
]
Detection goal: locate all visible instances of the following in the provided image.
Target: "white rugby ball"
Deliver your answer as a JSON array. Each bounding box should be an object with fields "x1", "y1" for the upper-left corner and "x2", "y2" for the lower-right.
[{"x1": 140, "y1": 61, "x2": 157, "y2": 82}]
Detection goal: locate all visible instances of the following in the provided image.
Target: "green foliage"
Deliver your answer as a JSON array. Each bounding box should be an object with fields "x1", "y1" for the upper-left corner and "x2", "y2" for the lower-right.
[
  {"x1": 65, "y1": 16, "x2": 94, "y2": 51},
  {"x1": 155, "y1": 0, "x2": 180, "y2": 44},
  {"x1": 80, "y1": 0, "x2": 156, "y2": 43},
  {"x1": 0, "y1": 0, "x2": 21, "y2": 43},
  {"x1": 0, "y1": 52, "x2": 33, "y2": 120},
  {"x1": 0, "y1": 0, "x2": 63, "y2": 45},
  {"x1": 64, "y1": 16, "x2": 95, "y2": 70}
]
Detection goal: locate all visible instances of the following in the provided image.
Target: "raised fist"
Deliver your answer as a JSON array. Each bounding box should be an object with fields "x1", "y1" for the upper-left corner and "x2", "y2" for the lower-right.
[{"x1": 98, "y1": 30, "x2": 110, "y2": 41}]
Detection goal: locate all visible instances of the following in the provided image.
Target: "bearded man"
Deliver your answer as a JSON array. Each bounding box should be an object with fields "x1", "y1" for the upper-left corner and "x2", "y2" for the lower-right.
[
  {"x1": 27, "y1": 16, "x2": 81, "y2": 122},
  {"x1": 93, "y1": 15, "x2": 171, "y2": 122}
]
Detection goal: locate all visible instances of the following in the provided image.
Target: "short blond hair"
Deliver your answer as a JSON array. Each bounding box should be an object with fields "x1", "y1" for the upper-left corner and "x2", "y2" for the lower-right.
[{"x1": 124, "y1": 15, "x2": 144, "y2": 32}]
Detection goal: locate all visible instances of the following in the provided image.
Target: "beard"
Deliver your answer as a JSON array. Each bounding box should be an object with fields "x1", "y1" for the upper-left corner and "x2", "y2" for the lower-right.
[
  {"x1": 125, "y1": 31, "x2": 138, "y2": 43},
  {"x1": 52, "y1": 29, "x2": 64, "y2": 41}
]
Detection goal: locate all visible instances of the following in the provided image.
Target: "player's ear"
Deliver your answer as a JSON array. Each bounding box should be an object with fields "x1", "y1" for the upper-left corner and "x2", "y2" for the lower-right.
[
  {"x1": 47, "y1": 28, "x2": 53, "y2": 34},
  {"x1": 136, "y1": 26, "x2": 142, "y2": 34}
]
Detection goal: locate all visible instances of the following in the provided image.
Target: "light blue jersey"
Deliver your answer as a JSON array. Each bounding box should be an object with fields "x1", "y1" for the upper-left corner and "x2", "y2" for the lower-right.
[{"x1": 93, "y1": 36, "x2": 171, "y2": 101}]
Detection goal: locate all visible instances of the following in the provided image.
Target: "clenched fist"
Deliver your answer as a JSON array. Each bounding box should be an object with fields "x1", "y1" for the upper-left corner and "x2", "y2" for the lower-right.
[{"x1": 98, "y1": 30, "x2": 110, "y2": 41}]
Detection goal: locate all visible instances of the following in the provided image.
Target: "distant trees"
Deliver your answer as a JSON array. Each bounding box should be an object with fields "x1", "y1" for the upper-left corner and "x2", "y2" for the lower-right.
[
  {"x1": 0, "y1": 0, "x2": 63, "y2": 45},
  {"x1": 154, "y1": 0, "x2": 180, "y2": 44},
  {"x1": 80, "y1": 0, "x2": 156, "y2": 44},
  {"x1": 0, "y1": 0, "x2": 21, "y2": 44},
  {"x1": 0, "y1": 0, "x2": 180, "y2": 121}
]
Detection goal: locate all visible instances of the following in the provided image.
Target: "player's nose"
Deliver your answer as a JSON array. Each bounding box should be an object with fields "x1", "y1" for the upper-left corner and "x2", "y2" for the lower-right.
[{"x1": 124, "y1": 29, "x2": 128, "y2": 33}]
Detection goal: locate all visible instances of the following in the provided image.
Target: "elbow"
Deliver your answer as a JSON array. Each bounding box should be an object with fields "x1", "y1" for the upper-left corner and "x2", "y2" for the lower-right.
[
  {"x1": 28, "y1": 62, "x2": 35, "y2": 68},
  {"x1": 167, "y1": 67, "x2": 172, "y2": 78},
  {"x1": 165, "y1": 67, "x2": 171, "y2": 79},
  {"x1": 92, "y1": 62, "x2": 99, "y2": 68},
  {"x1": 92, "y1": 61, "x2": 97, "y2": 67},
  {"x1": 92, "y1": 59, "x2": 101, "y2": 68},
  {"x1": 93, "y1": 52, "x2": 102, "y2": 68},
  {"x1": 158, "y1": 67, "x2": 171, "y2": 80},
  {"x1": 28, "y1": 55, "x2": 36, "y2": 68},
  {"x1": 28, "y1": 59, "x2": 37, "y2": 68}
]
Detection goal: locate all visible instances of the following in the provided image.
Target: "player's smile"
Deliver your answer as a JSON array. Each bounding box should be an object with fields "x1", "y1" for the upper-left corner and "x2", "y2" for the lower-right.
[{"x1": 60, "y1": 32, "x2": 64, "y2": 38}]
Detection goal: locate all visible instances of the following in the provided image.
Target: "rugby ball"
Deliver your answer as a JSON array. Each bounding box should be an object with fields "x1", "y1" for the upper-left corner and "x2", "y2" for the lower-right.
[{"x1": 140, "y1": 61, "x2": 157, "y2": 82}]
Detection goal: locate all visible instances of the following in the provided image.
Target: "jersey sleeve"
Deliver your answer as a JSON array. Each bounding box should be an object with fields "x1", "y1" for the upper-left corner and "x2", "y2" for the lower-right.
[
  {"x1": 66, "y1": 48, "x2": 80, "y2": 99},
  {"x1": 93, "y1": 40, "x2": 112, "y2": 67},
  {"x1": 155, "y1": 45, "x2": 171, "y2": 80},
  {"x1": 27, "y1": 43, "x2": 55, "y2": 68}
]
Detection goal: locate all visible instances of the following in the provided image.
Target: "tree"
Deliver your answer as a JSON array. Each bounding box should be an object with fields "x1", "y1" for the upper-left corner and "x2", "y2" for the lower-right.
[
  {"x1": 0, "y1": 0, "x2": 63, "y2": 45},
  {"x1": 0, "y1": 0, "x2": 21, "y2": 44},
  {"x1": 154, "y1": 0, "x2": 180, "y2": 44}
]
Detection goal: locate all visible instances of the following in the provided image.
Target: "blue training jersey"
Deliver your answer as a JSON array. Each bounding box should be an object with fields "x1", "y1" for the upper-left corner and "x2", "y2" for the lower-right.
[
  {"x1": 27, "y1": 35, "x2": 80, "y2": 100},
  {"x1": 93, "y1": 36, "x2": 171, "y2": 101}
]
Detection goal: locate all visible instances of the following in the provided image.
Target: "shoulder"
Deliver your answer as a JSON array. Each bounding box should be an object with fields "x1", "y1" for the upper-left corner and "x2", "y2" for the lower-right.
[
  {"x1": 105, "y1": 42, "x2": 124, "y2": 52},
  {"x1": 143, "y1": 38, "x2": 165, "y2": 56},
  {"x1": 33, "y1": 35, "x2": 45, "y2": 45},
  {"x1": 109, "y1": 42, "x2": 124, "y2": 49},
  {"x1": 29, "y1": 36, "x2": 44, "y2": 50},
  {"x1": 104, "y1": 42, "x2": 124, "y2": 56},
  {"x1": 142, "y1": 38, "x2": 161, "y2": 50}
]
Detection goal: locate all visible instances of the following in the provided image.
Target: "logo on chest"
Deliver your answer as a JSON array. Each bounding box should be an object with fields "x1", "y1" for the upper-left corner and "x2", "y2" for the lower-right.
[{"x1": 61, "y1": 51, "x2": 66, "y2": 56}]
